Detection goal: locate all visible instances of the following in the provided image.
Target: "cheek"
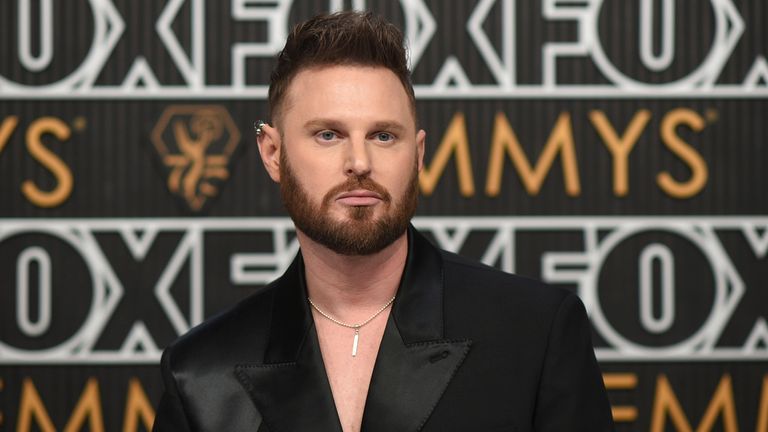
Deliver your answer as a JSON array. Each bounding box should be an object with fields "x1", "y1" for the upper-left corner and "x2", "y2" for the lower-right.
[
  {"x1": 288, "y1": 150, "x2": 339, "y2": 181},
  {"x1": 293, "y1": 166, "x2": 346, "y2": 209},
  {"x1": 379, "y1": 154, "x2": 418, "y2": 189}
]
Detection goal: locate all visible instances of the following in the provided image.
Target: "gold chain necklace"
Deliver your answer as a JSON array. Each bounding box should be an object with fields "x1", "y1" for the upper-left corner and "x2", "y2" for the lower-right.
[{"x1": 308, "y1": 295, "x2": 396, "y2": 357}]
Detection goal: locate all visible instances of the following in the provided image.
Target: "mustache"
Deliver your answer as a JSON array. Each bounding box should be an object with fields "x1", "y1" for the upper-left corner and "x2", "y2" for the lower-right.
[{"x1": 322, "y1": 176, "x2": 392, "y2": 207}]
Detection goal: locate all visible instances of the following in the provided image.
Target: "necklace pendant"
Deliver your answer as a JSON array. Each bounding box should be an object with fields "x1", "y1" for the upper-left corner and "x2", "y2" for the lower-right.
[{"x1": 352, "y1": 328, "x2": 360, "y2": 357}]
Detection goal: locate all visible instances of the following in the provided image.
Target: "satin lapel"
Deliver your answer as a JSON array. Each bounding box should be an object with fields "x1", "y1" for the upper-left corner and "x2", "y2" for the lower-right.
[
  {"x1": 234, "y1": 255, "x2": 343, "y2": 432},
  {"x1": 362, "y1": 318, "x2": 472, "y2": 432},
  {"x1": 362, "y1": 227, "x2": 473, "y2": 432},
  {"x1": 235, "y1": 329, "x2": 342, "y2": 432}
]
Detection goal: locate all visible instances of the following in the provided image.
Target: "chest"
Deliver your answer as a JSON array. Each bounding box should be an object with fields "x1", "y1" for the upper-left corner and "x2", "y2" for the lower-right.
[{"x1": 313, "y1": 313, "x2": 389, "y2": 432}]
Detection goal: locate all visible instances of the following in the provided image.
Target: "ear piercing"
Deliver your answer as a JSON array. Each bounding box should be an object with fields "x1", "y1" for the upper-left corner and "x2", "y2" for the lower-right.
[{"x1": 254, "y1": 120, "x2": 266, "y2": 136}]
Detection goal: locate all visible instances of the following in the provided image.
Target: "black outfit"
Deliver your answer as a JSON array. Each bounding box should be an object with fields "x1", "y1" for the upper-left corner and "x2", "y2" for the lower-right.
[{"x1": 153, "y1": 226, "x2": 614, "y2": 431}]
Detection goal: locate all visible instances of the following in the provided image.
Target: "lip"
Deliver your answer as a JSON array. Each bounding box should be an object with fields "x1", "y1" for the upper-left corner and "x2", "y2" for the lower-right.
[{"x1": 336, "y1": 189, "x2": 383, "y2": 206}]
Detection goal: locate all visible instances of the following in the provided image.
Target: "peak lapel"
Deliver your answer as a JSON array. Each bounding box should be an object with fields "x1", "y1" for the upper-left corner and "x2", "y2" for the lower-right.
[
  {"x1": 362, "y1": 319, "x2": 472, "y2": 432},
  {"x1": 234, "y1": 255, "x2": 343, "y2": 432},
  {"x1": 362, "y1": 227, "x2": 473, "y2": 432},
  {"x1": 234, "y1": 329, "x2": 342, "y2": 432}
]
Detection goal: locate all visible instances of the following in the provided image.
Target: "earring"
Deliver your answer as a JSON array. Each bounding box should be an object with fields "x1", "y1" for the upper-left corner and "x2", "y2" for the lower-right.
[{"x1": 254, "y1": 120, "x2": 266, "y2": 136}]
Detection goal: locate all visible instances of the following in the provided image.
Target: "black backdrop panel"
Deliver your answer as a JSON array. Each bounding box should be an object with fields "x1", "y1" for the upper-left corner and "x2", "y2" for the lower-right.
[{"x1": 1, "y1": 0, "x2": 767, "y2": 430}]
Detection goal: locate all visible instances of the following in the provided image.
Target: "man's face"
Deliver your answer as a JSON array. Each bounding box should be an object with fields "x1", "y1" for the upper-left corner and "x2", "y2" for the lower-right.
[{"x1": 265, "y1": 65, "x2": 425, "y2": 255}]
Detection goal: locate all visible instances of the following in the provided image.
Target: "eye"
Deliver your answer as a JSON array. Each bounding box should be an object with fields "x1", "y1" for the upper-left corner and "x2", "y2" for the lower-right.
[
  {"x1": 317, "y1": 130, "x2": 338, "y2": 141},
  {"x1": 373, "y1": 132, "x2": 395, "y2": 142}
]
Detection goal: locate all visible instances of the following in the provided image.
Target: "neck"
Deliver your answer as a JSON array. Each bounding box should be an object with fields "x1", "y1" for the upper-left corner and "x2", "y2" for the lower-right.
[{"x1": 298, "y1": 230, "x2": 408, "y2": 321}]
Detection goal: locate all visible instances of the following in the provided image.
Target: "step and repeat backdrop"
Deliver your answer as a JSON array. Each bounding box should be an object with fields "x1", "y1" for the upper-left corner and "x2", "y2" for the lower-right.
[{"x1": 1, "y1": 0, "x2": 767, "y2": 430}]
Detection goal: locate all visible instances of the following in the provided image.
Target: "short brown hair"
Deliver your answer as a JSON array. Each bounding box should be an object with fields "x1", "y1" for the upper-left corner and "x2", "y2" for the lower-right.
[{"x1": 268, "y1": 11, "x2": 415, "y2": 124}]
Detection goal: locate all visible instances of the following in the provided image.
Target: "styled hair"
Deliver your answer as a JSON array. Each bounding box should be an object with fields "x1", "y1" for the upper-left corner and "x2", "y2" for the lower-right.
[{"x1": 268, "y1": 11, "x2": 415, "y2": 123}]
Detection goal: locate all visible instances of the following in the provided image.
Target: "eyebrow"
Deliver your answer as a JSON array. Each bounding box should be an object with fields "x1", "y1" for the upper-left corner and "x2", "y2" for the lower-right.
[
  {"x1": 303, "y1": 119, "x2": 408, "y2": 134},
  {"x1": 371, "y1": 121, "x2": 407, "y2": 134}
]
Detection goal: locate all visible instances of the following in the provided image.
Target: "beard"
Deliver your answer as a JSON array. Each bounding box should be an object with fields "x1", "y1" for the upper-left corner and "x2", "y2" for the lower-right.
[{"x1": 279, "y1": 151, "x2": 418, "y2": 256}]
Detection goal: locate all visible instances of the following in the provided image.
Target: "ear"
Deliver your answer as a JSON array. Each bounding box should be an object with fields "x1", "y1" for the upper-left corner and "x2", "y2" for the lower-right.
[
  {"x1": 256, "y1": 123, "x2": 281, "y2": 182},
  {"x1": 416, "y1": 129, "x2": 426, "y2": 172}
]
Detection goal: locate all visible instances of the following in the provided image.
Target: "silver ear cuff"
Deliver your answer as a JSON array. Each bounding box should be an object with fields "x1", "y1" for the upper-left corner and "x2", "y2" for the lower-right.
[{"x1": 254, "y1": 120, "x2": 266, "y2": 136}]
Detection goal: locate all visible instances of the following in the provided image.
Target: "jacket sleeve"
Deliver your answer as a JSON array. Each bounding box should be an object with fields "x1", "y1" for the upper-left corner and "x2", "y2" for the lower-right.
[
  {"x1": 533, "y1": 293, "x2": 615, "y2": 432},
  {"x1": 153, "y1": 348, "x2": 193, "y2": 432}
]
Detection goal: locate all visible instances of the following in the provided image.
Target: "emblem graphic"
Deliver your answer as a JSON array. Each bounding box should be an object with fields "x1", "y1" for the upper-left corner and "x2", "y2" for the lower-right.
[{"x1": 151, "y1": 105, "x2": 241, "y2": 211}]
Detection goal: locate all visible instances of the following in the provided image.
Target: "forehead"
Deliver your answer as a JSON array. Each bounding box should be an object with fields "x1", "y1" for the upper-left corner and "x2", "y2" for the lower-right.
[{"x1": 280, "y1": 65, "x2": 415, "y2": 128}]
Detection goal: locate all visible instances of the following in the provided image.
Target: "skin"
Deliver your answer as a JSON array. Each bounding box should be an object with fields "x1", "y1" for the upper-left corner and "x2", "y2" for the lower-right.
[{"x1": 256, "y1": 65, "x2": 426, "y2": 432}]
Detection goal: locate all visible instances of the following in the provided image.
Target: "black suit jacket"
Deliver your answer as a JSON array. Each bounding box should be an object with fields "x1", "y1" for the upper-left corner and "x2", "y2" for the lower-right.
[{"x1": 153, "y1": 227, "x2": 614, "y2": 431}]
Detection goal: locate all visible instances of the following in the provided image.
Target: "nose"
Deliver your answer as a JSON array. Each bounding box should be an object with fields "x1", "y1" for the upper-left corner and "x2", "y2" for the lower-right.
[{"x1": 343, "y1": 136, "x2": 371, "y2": 177}]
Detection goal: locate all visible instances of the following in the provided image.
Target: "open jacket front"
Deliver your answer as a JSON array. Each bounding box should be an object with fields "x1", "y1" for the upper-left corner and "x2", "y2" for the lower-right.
[{"x1": 153, "y1": 227, "x2": 614, "y2": 432}]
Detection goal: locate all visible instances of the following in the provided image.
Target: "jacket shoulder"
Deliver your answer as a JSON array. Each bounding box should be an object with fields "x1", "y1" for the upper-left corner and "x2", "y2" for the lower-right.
[
  {"x1": 440, "y1": 249, "x2": 571, "y2": 305},
  {"x1": 162, "y1": 284, "x2": 275, "y2": 373}
]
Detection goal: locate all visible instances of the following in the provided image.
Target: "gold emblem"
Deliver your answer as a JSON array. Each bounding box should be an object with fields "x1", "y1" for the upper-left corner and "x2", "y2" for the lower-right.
[{"x1": 151, "y1": 105, "x2": 241, "y2": 211}]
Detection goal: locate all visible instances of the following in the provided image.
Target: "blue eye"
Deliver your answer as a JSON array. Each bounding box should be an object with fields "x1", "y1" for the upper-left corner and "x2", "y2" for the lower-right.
[
  {"x1": 375, "y1": 132, "x2": 394, "y2": 142},
  {"x1": 318, "y1": 131, "x2": 337, "y2": 141}
]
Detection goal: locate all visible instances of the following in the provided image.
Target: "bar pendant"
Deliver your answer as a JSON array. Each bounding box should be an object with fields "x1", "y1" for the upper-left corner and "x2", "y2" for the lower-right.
[{"x1": 352, "y1": 328, "x2": 360, "y2": 357}]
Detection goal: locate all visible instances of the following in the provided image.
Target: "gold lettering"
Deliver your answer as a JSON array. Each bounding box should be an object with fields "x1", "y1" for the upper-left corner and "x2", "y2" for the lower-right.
[
  {"x1": 486, "y1": 112, "x2": 580, "y2": 197},
  {"x1": 419, "y1": 113, "x2": 475, "y2": 197},
  {"x1": 696, "y1": 374, "x2": 739, "y2": 431},
  {"x1": 651, "y1": 374, "x2": 739, "y2": 432},
  {"x1": 651, "y1": 374, "x2": 693, "y2": 432},
  {"x1": 22, "y1": 117, "x2": 74, "y2": 207},
  {"x1": 0, "y1": 116, "x2": 19, "y2": 153},
  {"x1": 122, "y1": 378, "x2": 155, "y2": 432},
  {"x1": 63, "y1": 378, "x2": 105, "y2": 432},
  {"x1": 756, "y1": 375, "x2": 768, "y2": 432},
  {"x1": 17, "y1": 378, "x2": 55, "y2": 432},
  {"x1": 590, "y1": 110, "x2": 651, "y2": 197},
  {"x1": 603, "y1": 373, "x2": 638, "y2": 422},
  {"x1": 658, "y1": 108, "x2": 708, "y2": 198}
]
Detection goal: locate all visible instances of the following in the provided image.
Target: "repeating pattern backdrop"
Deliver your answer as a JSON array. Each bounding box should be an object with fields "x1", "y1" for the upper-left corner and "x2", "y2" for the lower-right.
[{"x1": 1, "y1": 0, "x2": 767, "y2": 430}]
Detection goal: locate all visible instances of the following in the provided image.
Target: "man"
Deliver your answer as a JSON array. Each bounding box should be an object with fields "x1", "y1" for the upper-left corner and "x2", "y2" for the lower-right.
[{"x1": 153, "y1": 11, "x2": 614, "y2": 432}]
